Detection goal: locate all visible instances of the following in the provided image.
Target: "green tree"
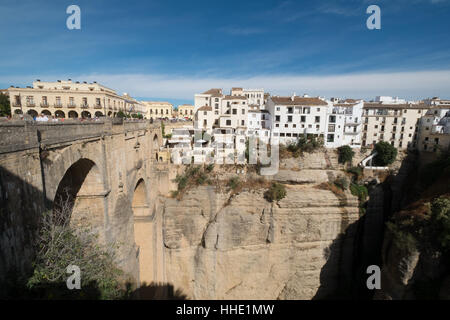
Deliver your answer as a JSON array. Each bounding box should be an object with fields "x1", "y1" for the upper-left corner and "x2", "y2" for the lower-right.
[
  {"x1": 337, "y1": 145, "x2": 355, "y2": 165},
  {"x1": 116, "y1": 111, "x2": 126, "y2": 118},
  {"x1": 0, "y1": 92, "x2": 11, "y2": 117},
  {"x1": 374, "y1": 141, "x2": 397, "y2": 166},
  {"x1": 27, "y1": 203, "x2": 126, "y2": 299}
]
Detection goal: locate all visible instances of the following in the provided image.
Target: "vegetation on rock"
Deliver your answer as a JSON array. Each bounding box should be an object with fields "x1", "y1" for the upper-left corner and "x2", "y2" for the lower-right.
[
  {"x1": 27, "y1": 205, "x2": 126, "y2": 299},
  {"x1": 264, "y1": 182, "x2": 287, "y2": 202},
  {"x1": 374, "y1": 141, "x2": 397, "y2": 166},
  {"x1": 337, "y1": 145, "x2": 355, "y2": 166}
]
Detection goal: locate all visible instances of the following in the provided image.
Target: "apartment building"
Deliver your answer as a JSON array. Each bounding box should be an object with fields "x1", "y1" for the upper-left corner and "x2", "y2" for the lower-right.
[
  {"x1": 231, "y1": 88, "x2": 265, "y2": 108},
  {"x1": 8, "y1": 79, "x2": 137, "y2": 119},
  {"x1": 361, "y1": 102, "x2": 430, "y2": 149},
  {"x1": 266, "y1": 95, "x2": 329, "y2": 145},
  {"x1": 326, "y1": 99, "x2": 364, "y2": 148},
  {"x1": 194, "y1": 88, "x2": 223, "y2": 113},
  {"x1": 177, "y1": 104, "x2": 194, "y2": 119},
  {"x1": 141, "y1": 101, "x2": 173, "y2": 120},
  {"x1": 417, "y1": 106, "x2": 450, "y2": 153}
]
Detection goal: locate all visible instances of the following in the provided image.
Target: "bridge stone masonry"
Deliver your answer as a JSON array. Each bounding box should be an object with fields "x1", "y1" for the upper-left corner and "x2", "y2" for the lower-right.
[{"x1": 0, "y1": 118, "x2": 180, "y2": 293}]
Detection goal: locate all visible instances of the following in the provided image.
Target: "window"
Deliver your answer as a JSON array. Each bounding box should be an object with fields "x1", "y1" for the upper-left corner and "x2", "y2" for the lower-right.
[
  {"x1": 275, "y1": 115, "x2": 280, "y2": 122},
  {"x1": 242, "y1": 109, "x2": 245, "y2": 115},
  {"x1": 315, "y1": 116, "x2": 320, "y2": 123},
  {"x1": 226, "y1": 120, "x2": 231, "y2": 126},
  {"x1": 241, "y1": 120, "x2": 245, "y2": 126},
  {"x1": 327, "y1": 134, "x2": 334, "y2": 143},
  {"x1": 288, "y1": 116, "x2": 293, "y2": 122},
  {"x1": 301, "y1": 116, "x2": 306, "y2": 122},
  {"x1": 329, "y1": 115, "x2": 336, "y2": 123},
  {"x1": 232, "y1": 109, "x2": 237, "y2": 115}
]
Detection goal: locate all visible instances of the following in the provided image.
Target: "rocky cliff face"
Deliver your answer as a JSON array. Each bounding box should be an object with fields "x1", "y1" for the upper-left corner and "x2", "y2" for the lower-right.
[{"x1": 161, "y1": 150, "x2": 364, "y2": 299}]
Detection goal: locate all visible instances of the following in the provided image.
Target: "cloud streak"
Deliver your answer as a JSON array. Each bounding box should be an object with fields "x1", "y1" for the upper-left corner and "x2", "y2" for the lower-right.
[{"x1": 2, "y1": 70, "x2": 449, "y2": 102}]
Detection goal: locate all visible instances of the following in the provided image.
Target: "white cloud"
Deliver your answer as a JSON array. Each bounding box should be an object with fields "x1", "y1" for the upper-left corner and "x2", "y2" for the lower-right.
[{"x1": 1, "y1": 70, "x2": 449, "y2": 101}]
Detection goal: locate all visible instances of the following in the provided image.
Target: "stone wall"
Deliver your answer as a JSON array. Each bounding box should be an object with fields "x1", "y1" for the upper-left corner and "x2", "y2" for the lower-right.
[{"x1": 0, "y1": 119, "x2": 168, "y2": 296}]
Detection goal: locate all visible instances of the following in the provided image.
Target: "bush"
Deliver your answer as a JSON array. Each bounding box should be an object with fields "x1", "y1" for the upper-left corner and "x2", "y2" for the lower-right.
[
  {"x1": 264, "y1": 183, "x2": 287, "y2": 202},
  {"x1": 347, "y1": 166, "x2": 363, "y2": 181},
  {"x1": 334, "y1": 176, "x2": 349, "y2": 190},
  {"x1": 337, "y1": 145, "x2": 355, "y2": 165},
  {"x1": 350, "y1": 183, "x2": 368, "y2": 201},
  {"x1": 27, "y1": 207, "x2": 125, "y2": 299},
  {"x1": 205, "y1": 163, "x2": 214, "y2": 172},
  {"x1": 227, "y1": 176, "x2": 241, "y2": 190},
  {"x1": 430, "y1": 196, "x2": 450, "y2": 251},
  {"x1": 374, "y1": 141, "x2": 397, "y2": 166},
  {"x1": 116, "y1": 111, "x2": 126, "y2": 118}
]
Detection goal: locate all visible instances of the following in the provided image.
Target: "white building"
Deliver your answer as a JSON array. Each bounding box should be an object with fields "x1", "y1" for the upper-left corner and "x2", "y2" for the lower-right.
[
  {"x1": 266, "y1": 94, "x2": 329, "y2": 145},
  {"x1": 325, "y1": 99, "x2": 364, "y2": 148},
  {"x1": 417, "y1": 106, "x2": 450, "y2": 153}
]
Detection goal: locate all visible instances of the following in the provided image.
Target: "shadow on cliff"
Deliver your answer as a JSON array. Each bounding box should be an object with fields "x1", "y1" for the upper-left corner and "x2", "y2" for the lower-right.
[
  {"x1": 128, "y1": 282, "x2": 187, "y2": 300},
  {"x1": 313, "y1": 151, "x2": 420, "y2": 300}
]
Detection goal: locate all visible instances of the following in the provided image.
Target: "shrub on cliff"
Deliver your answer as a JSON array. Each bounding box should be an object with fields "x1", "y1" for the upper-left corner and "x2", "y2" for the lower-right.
[
  {"x1": 334, "y1": 176, "x2": 349, "y2": 190},
  {"x1": 264, "y1": 182, "x2": 287, "y2": 202},
  {"x1": 374, "y1": 141, "x2": 397, "y2": 166},
  {"x1": 350, "y1": 183, "x2": 368, "y2": 202},
  {"x1": 27, "y1": 204, "x2": 125, "y2": 299},
  {"x1": 430, "y1": 196, "x2": 450, "y2": 251},
  {"x1": 337, "y1": 145, "x2": 355, "y2": 165}
]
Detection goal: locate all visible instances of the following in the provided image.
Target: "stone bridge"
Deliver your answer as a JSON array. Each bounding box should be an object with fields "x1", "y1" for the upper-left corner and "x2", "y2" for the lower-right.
[{"x1": 0, "y1": 119, "x2": 176, "y2": 290}]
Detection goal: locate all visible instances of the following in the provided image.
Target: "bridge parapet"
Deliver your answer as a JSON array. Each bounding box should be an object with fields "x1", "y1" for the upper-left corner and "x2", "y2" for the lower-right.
[{"x1": 0, "y1": 118, "x2": 163, "y2": 154}]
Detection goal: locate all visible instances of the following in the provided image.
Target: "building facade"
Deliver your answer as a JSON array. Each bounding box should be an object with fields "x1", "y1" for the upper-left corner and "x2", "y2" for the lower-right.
[
  {"x1": 361, "y1": 102, "x2": 429, "y2": 150},
  {"x1": 417, "y1": 106, "x2": 450, "y2": 153},
  {"x1": 177, "y1": 104, "x2": 194, "y2": 119},
  {"x1": 7, "y1": 80, "x2": 139, "y2": 119},
  {"x1": 266, "y1": 95, "x2": 330, "y2": 145},
  {"x1": 141, "y1": 101, "x2": 174, "y2": 120}
]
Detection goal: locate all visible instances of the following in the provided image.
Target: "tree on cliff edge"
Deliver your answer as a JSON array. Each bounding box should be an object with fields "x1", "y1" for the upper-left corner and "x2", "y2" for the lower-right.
[
  {"x1": 374, "y1": 141, "x2": 397, "y2": 166},
  {"x1": 27, "y1": 198, "x2": 127, "y2": 299}
]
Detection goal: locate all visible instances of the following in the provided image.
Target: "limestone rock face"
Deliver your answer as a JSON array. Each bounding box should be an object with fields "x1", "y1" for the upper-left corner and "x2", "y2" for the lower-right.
[{"x1": 163, "y1": 184, "x2": 360, "y2": 299}]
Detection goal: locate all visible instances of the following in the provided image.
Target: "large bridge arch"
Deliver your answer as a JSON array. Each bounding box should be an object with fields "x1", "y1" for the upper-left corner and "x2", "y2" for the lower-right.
[
  {"x1": 131, "y1": 178, "x2": 157, "y2": 285},
  {"x1": 52, "y1": 158, "x2": 106, "y2": 235}
]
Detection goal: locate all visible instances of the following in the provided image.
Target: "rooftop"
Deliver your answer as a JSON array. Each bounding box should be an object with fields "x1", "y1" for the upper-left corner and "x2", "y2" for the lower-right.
[{"x1": 271, "y1": 96, "x2": 328, "y2": 106}]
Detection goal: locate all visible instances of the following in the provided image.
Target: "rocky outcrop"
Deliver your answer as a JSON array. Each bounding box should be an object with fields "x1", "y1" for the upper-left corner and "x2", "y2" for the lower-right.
[{"x1": 163, "y1": 182, "x2": 360, "y2": 299}]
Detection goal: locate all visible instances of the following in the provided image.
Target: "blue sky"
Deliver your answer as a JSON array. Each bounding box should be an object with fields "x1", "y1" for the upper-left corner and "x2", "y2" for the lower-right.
[{"x1": 0, "y1": 0, "x2": 450, "y2": 106}]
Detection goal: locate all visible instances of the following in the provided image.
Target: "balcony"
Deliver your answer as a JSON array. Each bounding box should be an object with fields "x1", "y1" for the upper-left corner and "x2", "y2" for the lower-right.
[
  {"x1": 26, "y1": 102, "x2": 36, "y2": 107},
  {"x1": 80, "y1": 104, "x2": 89, "y2": 109},
  {"x1": 94, "y1": 104, "x2": 102, "y2": 109},
  {"x1": 40, "y1": 102, "x2": 49, "y2": 108},
  {"x1": 66, "y1": 104, "x2": 76, "y2": 108},
  {"x1": 13, "y1": 102, "x2": 22, "y2": 107}
]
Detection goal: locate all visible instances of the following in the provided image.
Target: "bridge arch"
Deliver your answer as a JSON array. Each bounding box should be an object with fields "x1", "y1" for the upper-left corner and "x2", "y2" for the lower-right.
[
  {"x1": 131, "y1": 178, "x2": 156, "y2": 285},
  {"x1": 53, "y1": 158, "x2": 106, "y2": 232}
]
